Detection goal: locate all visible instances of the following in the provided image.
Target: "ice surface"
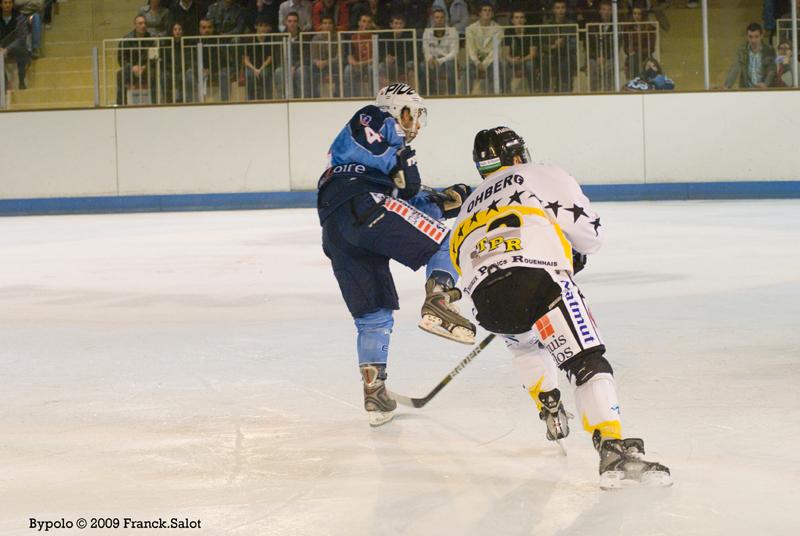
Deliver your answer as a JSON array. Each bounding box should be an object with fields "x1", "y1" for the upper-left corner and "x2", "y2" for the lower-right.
[{"x1": 1, "y1": 201, "x2": 799, "y2": 535}]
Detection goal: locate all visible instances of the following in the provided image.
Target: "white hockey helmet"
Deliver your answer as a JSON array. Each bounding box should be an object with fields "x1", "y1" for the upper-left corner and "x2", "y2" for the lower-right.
[{"x1": 375, "y1": 83, "x2": 427, "y2": 141}]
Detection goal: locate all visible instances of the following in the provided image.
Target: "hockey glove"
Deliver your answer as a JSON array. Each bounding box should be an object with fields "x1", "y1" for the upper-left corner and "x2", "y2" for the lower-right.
[
  {"x1": 440, "y1": 184, "x2": 472, "y2": 219},
  {"x1": 391, "y1": 147, "x2": 421, "y2": 199},
  {"x1": 572, "y1": 250, "x2": 587, "y2": 274}
]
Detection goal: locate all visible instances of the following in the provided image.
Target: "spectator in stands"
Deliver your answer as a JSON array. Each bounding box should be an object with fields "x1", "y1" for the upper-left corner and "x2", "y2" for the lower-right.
[
  {"x1": 503, "y1": 10, "x2": 537, "y2": 93},
  {"x1": 140, "y1": 0, "x2": 170, "y2": 36},
  {"x1": 170, "y1": 0, "x2": 202, "y2": 36},
  {"x1": 310, "y1": 14, "x2": 339, "y2": 96},
  {"x1": 184, "y1": 17, "x2": 234, "y2": 102},
  {"x1": 624, "y1": 56, "x2": 674, "y2": 91},
  {"x1": 574, "y1": 0, "x2": 601, "y2": 28},
  {"x1": 247, "y1": 0, "x2": 280, "y2": 32},
  {"x1": 163, "y1": 21, "x2": 185, "y2": 102},
  {"x1": 379, "y1": 13, "x2": 414, "y2": 86},
  {"x1": 243, "y1": 16, "x2": 275, "y2": 99},
  {"x1": 312, "y1": 0, "x2": 349, "y2": 31},
  {"x1": 0, "y1": 0, "x2": 29, "y2": 89},
  {"x1": 466, "y1": 2, "x2": 503, "y2": 94},
  {"x1": 421, "y1": 6, "x2": 458, "y2": 95},
  {"x1": 781, "y1": 0, "x2": 799, "y2": 18},
  {"x1": 206, "y1": 0, "x2": 245, "y2": 35},
  {"x1": 115, "y1": 14, "x2": 156, "y2": 105},
  {"x1": 430, "y1": 0, "x2": 468, "y2": 37},
  {"x1": 278, "y1": 0, "x2": 311, "y2": 31},
  {"x1": 587, "y1": 0, "x2": 614, "y2": 91},
  {"x1": 344, "y1": 12, "x2": 374, "y2": 96},
  {"x1": 774, "y1": 40, "x2": 794, "y2": 86},
  {"x1": 13, "y1": 0, "x2": 42, "y2": 58},
  {"x1": 543, "y1": 0, "x2": 577, "y2": 93},
  {"x1": 624, "y1": 2, "x2": 656, "y2": 79},
  {"x1": 274, "y1": 11, "x2": 311, "y2": 97},
  {"x1": 724, "y1": 22, "x2": 776, "y2": 89},
  {"x1": 387, "y1": 0, "x2": 428, "y2": 31},
  {"x1": 350, "y1": 0, "x2": 386, "y2": 30}
]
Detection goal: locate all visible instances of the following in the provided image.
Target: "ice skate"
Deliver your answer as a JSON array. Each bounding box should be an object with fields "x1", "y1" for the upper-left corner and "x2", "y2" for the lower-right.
[
  {"x1": 360, "y1": 364, "x2": 397, "y2": 427},
  {"x1": 595, "y1": 433, "x2": 672, "y2": 489},
  {"x1": 538, "y1": 388, "x2": 572, "y2": 441},
  {"x1": 419, "y1": 278, "x2": 476, "y2": 344}
]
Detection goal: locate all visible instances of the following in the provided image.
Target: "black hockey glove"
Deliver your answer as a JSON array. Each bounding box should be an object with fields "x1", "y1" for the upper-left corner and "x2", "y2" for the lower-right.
[
  {"x1": 439, "y1": 184, "x2": 472, "y2": 219},
  {"x1": 572, "y1": 250, "x2": 587, "y2": 274},
  {"x1": 391, "y1": 147, "x2": 421, "y2": 199}
]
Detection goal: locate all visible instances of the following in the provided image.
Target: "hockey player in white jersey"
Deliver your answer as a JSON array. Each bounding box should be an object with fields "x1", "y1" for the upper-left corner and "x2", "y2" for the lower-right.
[{"x1": 450, "y1": 126, "x2": 671, "y2": 488}]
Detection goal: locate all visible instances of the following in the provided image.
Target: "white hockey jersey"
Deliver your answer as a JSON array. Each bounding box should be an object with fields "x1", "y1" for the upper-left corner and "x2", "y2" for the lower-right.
[{"x1": 450, "y1": 163, "x2": 604, "y2": 297}]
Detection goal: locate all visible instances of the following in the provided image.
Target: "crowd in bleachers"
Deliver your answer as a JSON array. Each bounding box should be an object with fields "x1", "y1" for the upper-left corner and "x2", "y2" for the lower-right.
[
  {"x1": 1, "y1": 0, "x2": 54, "y2": 90},
  {"x1": 114, "y1": 0, "x2": 683, "y2": 104}
]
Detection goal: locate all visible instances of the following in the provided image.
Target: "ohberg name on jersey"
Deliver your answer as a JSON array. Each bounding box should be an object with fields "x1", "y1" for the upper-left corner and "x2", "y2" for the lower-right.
[{"x1": 466, "y1": 174, "x2": 525, "y2": 212}]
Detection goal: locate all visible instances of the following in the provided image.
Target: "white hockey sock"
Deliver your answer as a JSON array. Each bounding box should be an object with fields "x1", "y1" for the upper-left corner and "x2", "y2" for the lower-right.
[
  {"x1": 574, "y1": 372, "x2": 622, "y2": 440},
  {"x1": 512, "y1": 347, "x2": 559, "y2": 410}
]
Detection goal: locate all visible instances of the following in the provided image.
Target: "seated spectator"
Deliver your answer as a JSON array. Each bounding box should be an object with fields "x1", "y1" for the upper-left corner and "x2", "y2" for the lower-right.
[
  {"x1": 724, "y1": 23, "x2": 776, "y2": 89},
  {"x1": 310, "y1": 14, "x2": 339, "y2": 96},
  {"x1": 430, "y1": 0, "x2": 468, "y2": 37},
  {"x1": 421, "y1": 6, "x2": 458, "y2": 95},
  {"x1": 587, "y1": 0, "x2": 614, "y2": 91},
  {"x1": 774, "y1": 40, "x2": 794, "y2": 86},
  {"x1": 503, "y1": 10, "x2": 537, "y2": 93},
  {"x1": 139, "y1": 0, "x2": 170, "y2": 36},
  {"x1": 243, "y1": 16, "x2": 275, "y2": 100},
  {"x1": 115, "y1": 15, "x2": 156, "y2": 105},
  {"x1": 278, "y1": 0, "x2": 311, "y2": 31},
  {"x1": 624, "y1": 2, "x2": 656, "y2": 79},
  {"x1": 466, "y1": 2, "x2": 503, "y2": 94},
  {"x1": 206, "y1": 0, "x2": 245, "y2": 36},
  {"x1": 624, "y1": 56, "x2": 674, "y2": 91},
  {"x1": 387, "y1": 0, "x2": 427, "y2": 31},
  {"x1": 1, "y1": 0, "x2": 30, "y2": 88},
  {"x1": 543, "y1": 0, "x2": 577, "y2": 93},
  {"x1": 379, "y1": 13, "x2": 414, "y2": 87},
  {"x1": 170, "y1": 0, "x2": 202, "y2": 36},
  {"x1": 312, "y1": 0, "x2": 349, "y2": 31},
  {"x1": 274, "y1": 11, "x2": 311, "y2": 97},
  {"x1": 575, "y1": 0, "x2": 601, "y2": 28},
  {"x1": 163, "y1": 21, "x2": 185, "y2": 102},
  {"x1": 246, "y1": 0, "x2": 280, "y2": 33},
  {"x1": 344, "y1": 12, "x2": 374, "y2": 96},
  {"x1": 13, "y1": 0, "x2": 42, "y2": 58},
  {"x1": 184, "y1": 18, "x2": 235, "y2": 102},
  {"x1": 350, "y1": 0, "x2": 386, "y2": 30}
]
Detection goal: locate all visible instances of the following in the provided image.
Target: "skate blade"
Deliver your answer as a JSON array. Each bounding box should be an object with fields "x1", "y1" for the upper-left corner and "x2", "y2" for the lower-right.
[
  {"x1": 419, "y1": 315, "x2": 475, "y2": 345},
  {"x1": 368, "y1": 410, "x2": 394, "y2": 427},
  {"x1": 641, "y1": 470, "x2": 673, "y2": 488},
  {"x1": 554, "y1": 439, "x2": 567, "y2": 456},
  {"x1": 600, "y1": 470, "x2": 673, "y2": 490}
]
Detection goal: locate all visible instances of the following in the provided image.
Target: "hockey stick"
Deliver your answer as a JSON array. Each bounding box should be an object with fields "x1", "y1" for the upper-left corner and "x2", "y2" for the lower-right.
[{"x1": 389, "y1": 334, "x2": 496, "y2": 408}]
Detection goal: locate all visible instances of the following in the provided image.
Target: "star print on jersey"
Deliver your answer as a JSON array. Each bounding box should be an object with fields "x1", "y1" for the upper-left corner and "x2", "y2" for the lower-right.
[
  {"x1": 590, "y1": 217, "x2": 601, "y2": 235},
  {"x1": 470, "y1": 212, "x2": 479, "y2": 224},
  {"x1": 545, "y1": 200, "x2": 562, "y2": 217},
  {"x1": 528, "y1": 192, "x2": 542, "y2": 202},
  {"x1": 566, "y1": 203, "x2": 588, "y2": 223},
  {"x1": 486, "y1": 199, "x2": 500, "y2": 214},
  {"x1": 508, "y1": 190, "x2": 524, "y2": 205}
]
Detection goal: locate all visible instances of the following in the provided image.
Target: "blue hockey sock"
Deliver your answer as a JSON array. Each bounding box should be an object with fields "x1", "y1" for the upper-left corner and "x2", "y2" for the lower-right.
[
  {"x1": 354, "y1": 309, "x2": 394, "y2": 366},
  {"x1": 426, "y1": 242, "x2": 457, "y2": 285}
]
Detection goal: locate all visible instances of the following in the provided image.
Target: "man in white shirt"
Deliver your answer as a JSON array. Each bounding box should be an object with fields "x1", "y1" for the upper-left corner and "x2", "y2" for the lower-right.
[
  {"x1": 465, "y1": 1, "x2": 503, "y2": 94},
  {"x1": 421, "y1": 7, "x2": 459, "y2": 95}
]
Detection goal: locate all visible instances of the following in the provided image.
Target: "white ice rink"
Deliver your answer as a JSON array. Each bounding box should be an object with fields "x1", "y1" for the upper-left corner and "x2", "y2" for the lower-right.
[{"x1": 2, "y1": 200, "x2": 799, "y2": 536}]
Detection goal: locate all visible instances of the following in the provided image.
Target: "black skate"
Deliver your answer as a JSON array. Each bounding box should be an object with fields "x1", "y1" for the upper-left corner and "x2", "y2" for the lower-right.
[
  {"x1": 360, "y1": 364, "x2": 397, "y2": 427},
  {"x1": 419, "y1": 278, "x2": 476, "y2": 344},
  {"x1": 594, "y1": 433, "x2": 672, "y2": 489},
  {"x1": 538, "y1": 388, "x2": 572, "y2": 441}
]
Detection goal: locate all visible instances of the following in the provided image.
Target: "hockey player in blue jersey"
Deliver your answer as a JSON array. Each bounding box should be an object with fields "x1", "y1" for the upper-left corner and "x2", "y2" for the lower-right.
[{"x1": 318, "y1": 83, "x2": 475, "y2": 426}]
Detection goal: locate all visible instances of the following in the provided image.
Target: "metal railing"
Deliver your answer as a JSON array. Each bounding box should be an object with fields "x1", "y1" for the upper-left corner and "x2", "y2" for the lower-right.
[
  {"x1": 102, "y1": 37, "x2": 175, "y2": 106},
  {"x1": 585, "y1": 21, "x2": 659, "y2": 93}
]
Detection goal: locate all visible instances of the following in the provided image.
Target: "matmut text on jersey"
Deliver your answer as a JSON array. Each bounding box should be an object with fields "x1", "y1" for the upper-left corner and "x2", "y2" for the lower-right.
[{"x1": 450, "y1": 163, "x2": 604, "y2": 296}]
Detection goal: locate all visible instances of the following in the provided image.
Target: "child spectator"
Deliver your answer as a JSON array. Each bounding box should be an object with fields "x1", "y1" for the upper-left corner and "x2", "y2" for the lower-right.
[
  {"x1": 774, "y1": 40, "x2": 794, "y2": 86},
  {"x1": 724, "y1": 22, "x2": 776, "y2": 89}
]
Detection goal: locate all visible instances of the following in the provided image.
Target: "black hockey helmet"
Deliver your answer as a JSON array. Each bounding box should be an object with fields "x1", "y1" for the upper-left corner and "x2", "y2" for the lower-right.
[{"x1": 472, "y1": 126, "x2": 530, "y2": 177}]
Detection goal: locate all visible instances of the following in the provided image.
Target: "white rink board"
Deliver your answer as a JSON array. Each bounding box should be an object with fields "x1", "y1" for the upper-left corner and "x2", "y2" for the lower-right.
[
  {"x1": 0, "y1": 109, "x2": 117, "y2": 198},
  {"x1": 1, "y1": 201, "x2": 799, "y2": 535},
  {"x1": 116, "y1": 104, "x2": 291, "y2": 194}
]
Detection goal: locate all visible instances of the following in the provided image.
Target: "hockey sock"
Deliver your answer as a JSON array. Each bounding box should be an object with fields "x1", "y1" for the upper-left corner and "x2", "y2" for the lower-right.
[
  {"x1": 512, "y1": 348, "x2": 559, "y2": 411},
  {"x1": 354, "y1": 309, "x2": 393, "y2": 366},
  {"x1": 574, "y1": 372, "x2": 622, "y2": 441},
  {"x1": 425, "y1": 243, "x2": 458, "y2": 284}
]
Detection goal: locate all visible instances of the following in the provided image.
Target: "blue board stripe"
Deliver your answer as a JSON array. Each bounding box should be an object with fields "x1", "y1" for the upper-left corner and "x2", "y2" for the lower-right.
[{"x1": 1, "y1": 181, "x2": 799, "y2": 216}]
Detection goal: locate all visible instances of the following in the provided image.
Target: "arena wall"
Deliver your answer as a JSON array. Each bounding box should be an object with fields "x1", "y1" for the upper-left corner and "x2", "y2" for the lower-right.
[{"x1": 1, "y1": 91, "x2": 798, "y2": 214}]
